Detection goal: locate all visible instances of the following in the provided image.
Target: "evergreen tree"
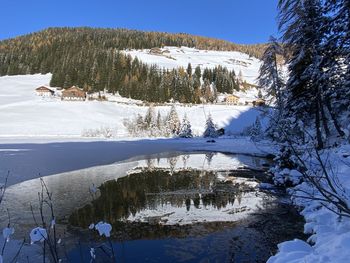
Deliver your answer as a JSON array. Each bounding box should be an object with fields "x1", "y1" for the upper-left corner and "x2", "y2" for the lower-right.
[
  {"x1": 320, "y1": 0, "x2": 350, "y2": 136},
  {"x1": 156, "y1": 110, "x2": 162, "y2": 129},
  {"x1": 202, "y1": 68, "x2": 212, "y2": 82},
  {"x1": 166, "y1": 105, "x2": 181, "y2": 135},
  {"x1": 179, "y1": 114, "x2": 193, "y2": 138},
  {"x1": 238, "y1": 70, "x2": 244, "y2": 84},
  {"x1": 136, "y1": 114, "x2": 145, "y2": 135},
  {"x1": 194, "y1": 65, "x2": 201, "y2": 80},
  {"x1": 202, "y1": 79, "x2": 215, "y2": 103},
  {"x1": 250, "y1": 117, "x2": 262, "y2": 139},
  {"x1": 278, "y1": 0, "x2": 327, "y2": 148},
  {"x1": 186, "y1": 63, "x2": 192, "y2": 77},
  {"x1": 144, "y1": 105, "x2": 157, "y2": 135},
  {"x1": 258, "y1": 36, "x2": 285, "y2": 110},
  {"x1": 203, "y1": 114, "x2": 219, "y2": 138}
]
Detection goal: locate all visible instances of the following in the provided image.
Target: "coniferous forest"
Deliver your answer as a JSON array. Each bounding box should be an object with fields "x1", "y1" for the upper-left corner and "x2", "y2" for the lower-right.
[
  {"x1": 259, "y1": 0, "x2": 350, "y2": 150},
  {"x1": 0, "y1": 27, "x2": 265, "y2": 103}
]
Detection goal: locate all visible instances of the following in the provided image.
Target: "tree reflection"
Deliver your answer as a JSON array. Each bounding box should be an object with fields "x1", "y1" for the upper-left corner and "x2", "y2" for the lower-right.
[{"x1": 69, "y1": 168, "x2": 256, "y2": 235}]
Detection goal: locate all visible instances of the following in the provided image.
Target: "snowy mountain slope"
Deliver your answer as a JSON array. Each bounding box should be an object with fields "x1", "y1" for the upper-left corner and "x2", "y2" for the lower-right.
[
  {"x1": 0, "y1": 74, "x2": 263, "y2": 138},
  {"x1": 125, "y1": 46, "x2": 262, "y2": 84}
]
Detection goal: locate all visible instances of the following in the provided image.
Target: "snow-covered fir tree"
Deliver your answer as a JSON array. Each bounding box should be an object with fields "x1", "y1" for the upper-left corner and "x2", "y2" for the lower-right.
[
  {"x1": 250, "y1": 117, "x2": 262, "y2": 140},
  {"x1": 320, "y1": 0, "x2": 350, "y2": 137},
  {"x1": 179, "y1": 114, "x2": 193, "y2": 138},
  {"x1": 267, "y1": 0, "x2": 350, "y2": 155},
  {"x1": 278, "y1": 0, "x2": 328, "y2": 148},
  {"x1": 258, "y1": 36, "x2": 285, "y2": 111},
  {"x1": 136, "y1": 113, "x2": 145, "y2": 136},
  {"x1": 203, "y1": 114, "x2": 219, "y2": 138},
  {"x1": 156, "y1": 110, "x2": 162, "y2": 129},
  {"x1": 144, "y1": 105, "x2": 156, "y2": 128},
  {"x1": 166, "y1": 105, "x2": 181, "y2": 136},
  {"x1": 144, "y1": 105, "x2": 158, "y2": 136}
]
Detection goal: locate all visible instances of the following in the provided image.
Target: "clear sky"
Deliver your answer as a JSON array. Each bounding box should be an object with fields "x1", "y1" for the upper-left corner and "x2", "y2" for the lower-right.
[{"x1": 0, "y1": 0, "x2": 278, "y2": 44}]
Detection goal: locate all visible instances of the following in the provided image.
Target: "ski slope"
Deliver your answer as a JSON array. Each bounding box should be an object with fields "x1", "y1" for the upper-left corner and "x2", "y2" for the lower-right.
[
  {"x1": 125, "y1": 46, "x2": 262, "y2": 84},
  {"x1": 0, "y1": 74, "x2": 264, "y2": 139}
]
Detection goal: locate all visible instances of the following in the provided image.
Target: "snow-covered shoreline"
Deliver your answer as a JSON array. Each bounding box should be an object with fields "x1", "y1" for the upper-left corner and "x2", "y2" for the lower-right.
[{"x1": 267, "y1": 143, "x2": 350, "y2": 263}]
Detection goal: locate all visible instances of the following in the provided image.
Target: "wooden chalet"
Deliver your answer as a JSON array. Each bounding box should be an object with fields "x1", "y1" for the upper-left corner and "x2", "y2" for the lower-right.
[
  {"x1": 225, "y1": 94, "x2": 240, "y2": 105},
  {"x1": 61, "y1": 86, "x2": 86, "y2": 101},
  {"x1": 35, "y1": 86, "x2": 54, "y2": 97}
]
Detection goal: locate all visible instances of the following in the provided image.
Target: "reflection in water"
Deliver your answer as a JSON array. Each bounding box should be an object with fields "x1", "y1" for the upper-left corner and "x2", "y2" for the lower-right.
[
  {"x1": 69, "y1": 168, "x2": 260, "y2": 231},
  {"x1": 68, "y1": 201, "x2": 306, "y2": 263},
  {"x1": 0, "y1": 152, "x2": 305, "y2": 263},
  {"x1": 1, "y1": 153, "x2": 267, "y2": 235},
  {"x1": 205, "y1": 152, "x2": 215, "y2": 166}
]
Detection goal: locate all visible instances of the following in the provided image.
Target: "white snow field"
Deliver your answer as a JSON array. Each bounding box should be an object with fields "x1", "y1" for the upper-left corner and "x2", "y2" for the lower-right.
[
  {"x1": 0, "y1": 74, "x2": 263, "y2": 138},
  {"x1": 125, "y1": 46, "x2": 261, "y2": 84}
]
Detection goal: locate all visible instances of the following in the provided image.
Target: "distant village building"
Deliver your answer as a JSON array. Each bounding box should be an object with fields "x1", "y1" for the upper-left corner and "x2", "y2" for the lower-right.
[
  {"x1": 252, "y1": 98, "x2": 266, "y2": 107},
  {"x1": 35, "y1": 86, "x2": 54, "y2": 97},
  {"x1": 61, "y1": 86, "x2": 86, "y2": 101},
  {"x1": 225, "y1": 94, "x2": 240, "y2": 105}
]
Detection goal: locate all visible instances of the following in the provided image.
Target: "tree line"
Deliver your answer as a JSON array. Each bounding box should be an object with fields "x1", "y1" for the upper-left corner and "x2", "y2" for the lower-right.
[
  {"x1": 0, "y1": 27, "x2": 263, "y2": 103},
  {"x1": 52, "y1": 51, "x2": 239, "y2": 103}
]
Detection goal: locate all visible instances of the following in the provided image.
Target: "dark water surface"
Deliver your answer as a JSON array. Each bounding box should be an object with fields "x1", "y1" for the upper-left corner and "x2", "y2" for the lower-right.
[{"x1": 2, "y1": 152, "x2": 306, "y2": 262}]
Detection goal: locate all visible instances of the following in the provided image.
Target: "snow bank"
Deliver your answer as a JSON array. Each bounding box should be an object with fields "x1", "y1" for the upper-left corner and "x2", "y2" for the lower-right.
[
  {"x1": 268, "y1": 239, "x2": 313, "y2": 263},
  {"x1": 269, "y1": 144, "x2": 350, "y2": 263}
]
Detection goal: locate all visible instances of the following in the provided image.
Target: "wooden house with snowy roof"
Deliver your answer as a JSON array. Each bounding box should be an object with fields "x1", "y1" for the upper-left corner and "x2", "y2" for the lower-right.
[
  {"x1": 35, "y1": 86, "x2": 55, "y2": 97},
  {"x1": 61, "y1": 86, "x2": 86, "y2": 101}
]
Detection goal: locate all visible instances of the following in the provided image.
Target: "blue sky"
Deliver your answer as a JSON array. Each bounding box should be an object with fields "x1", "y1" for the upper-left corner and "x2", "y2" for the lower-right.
[{"x1": 0, "y1": 0, "x2": 278, "y2": 44}]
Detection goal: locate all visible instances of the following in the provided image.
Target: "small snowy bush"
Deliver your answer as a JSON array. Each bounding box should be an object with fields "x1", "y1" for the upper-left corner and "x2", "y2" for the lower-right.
[
  {"x1": 30, "y1": 227, "x2": 47, "y2": 243},
  {"x1": 2, "y1": 227, "x2": 14, "y2": 242},
  {"x1": 82, "y1": 126, "x2": 116, "y2": 138}
]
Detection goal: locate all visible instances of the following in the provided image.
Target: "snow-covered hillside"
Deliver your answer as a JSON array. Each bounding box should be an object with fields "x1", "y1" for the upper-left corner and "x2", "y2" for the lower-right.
[
  {"x1": 125, "y1": 46, "x2": 261, "y2": 84},
  {"x1": 0, "y1": 74, "x2": 263, "y2": 139}
]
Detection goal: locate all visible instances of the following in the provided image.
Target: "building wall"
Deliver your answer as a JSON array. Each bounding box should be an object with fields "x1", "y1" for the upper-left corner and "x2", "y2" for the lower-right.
[
  {"x1": 226, "y1": 96, "x2": 239, "y2": 105},
  {"x1": 61, "y1": 95, "x2": 85, "y2": 101},
  {"x1": 36, "y1": 91, "x2": 53, "y2": 97}
]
